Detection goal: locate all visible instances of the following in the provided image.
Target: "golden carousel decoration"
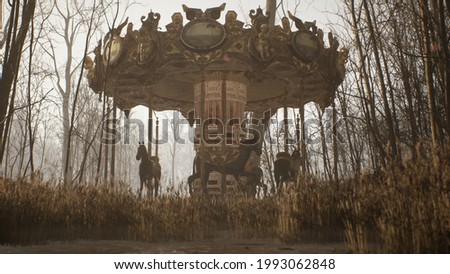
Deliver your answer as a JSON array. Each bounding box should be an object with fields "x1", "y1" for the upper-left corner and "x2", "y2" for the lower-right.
[{"x1": 84, "y1": 3, "x2": 348, "y2": 195}]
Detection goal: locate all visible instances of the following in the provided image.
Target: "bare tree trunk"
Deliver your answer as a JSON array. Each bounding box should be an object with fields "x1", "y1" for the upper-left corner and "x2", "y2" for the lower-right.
[
  {"x1": 420, "y1": 0, "x2": 442, "y2": 146},
  {"x1": 368, "y1": 1, "x2": 402, "y2": 160},
  {"x1": 393, "y1": 19, "x2": 419, "y2": 158},
  {"x1": 26, "y1": 16, "x2": 35, "y2": 180},
  {"x1": 0, "y1": 0, "x2": 36, "y2": 172},
  {"x1": 316, "y1": 105, "x2": 331, "y2": 181},
  {"x1": 95, "y1": 94, "x2": 107, "y2": 185},
  {"x1": 362, "y1": 0, "x2": 398, "y2": 161},
  {"x1": 437, "y1": 0, "x2": 450, "y2": 137},
  {"x1": 332, "y1": 102, "x2": 339, "y2": 184},
  {"x1": 19, "y1": 114, "x2": 28, "y2": 178},
  {"x1": 77, "y1": 96, "x2": 109, "y2": 184},
  {"x1": 348, "y1": 0, "x2": 386, "y2": 168},
  {"x1": 0, "y1": 63, "x2": 19, "y2": 169},
  {"x1": 63, "y1": 0, "x2": 97, "y2": 185}
]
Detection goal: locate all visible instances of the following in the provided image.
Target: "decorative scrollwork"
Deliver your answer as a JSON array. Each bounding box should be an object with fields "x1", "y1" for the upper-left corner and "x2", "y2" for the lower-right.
[
  {"x1": 104, "y1": 17, "x2": 128, "y2": 43},
  {"x1": 249, "y1": 7, "x2": 269, "y2": 29},
  {"x1": 183, "y1": 49, "x2": 223, "y2": 66},
  {"x1": 202, "y1": 146, "x2": 241, "y2": 166},
  {"x1": 293, "y1": 56, "x2": 319, "y2": 77},
  {"x1": 182, "y1": 3, "x2": 226, "y2": 21},
  {"x1": 244, "y1": 69, "x2": 275, "y2": 83},
  {"x1": 141, "y1": 11, "x2": 160, "y2": 30},
  {"x1": 102, "y1": 18, "x2": 129, "y2": 66},
  {"x1": 137, "y1": 71, "x2": 164, "y2": 85}
]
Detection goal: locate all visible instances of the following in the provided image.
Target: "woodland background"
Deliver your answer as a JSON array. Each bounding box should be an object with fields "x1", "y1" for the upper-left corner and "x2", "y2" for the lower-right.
[{"x1": 0, "y1": 0, "x2": 448, "y2": 252}]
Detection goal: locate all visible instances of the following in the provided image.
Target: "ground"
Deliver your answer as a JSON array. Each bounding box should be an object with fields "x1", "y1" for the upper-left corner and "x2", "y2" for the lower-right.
[{"x1": 0, "y1": 239, "x2": 348, "y2": 254}]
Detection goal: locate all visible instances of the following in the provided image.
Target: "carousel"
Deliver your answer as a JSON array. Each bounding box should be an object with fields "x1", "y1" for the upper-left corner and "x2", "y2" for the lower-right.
[{"x1": 84, "y1": 2, "x2": 348, "y2": 195}]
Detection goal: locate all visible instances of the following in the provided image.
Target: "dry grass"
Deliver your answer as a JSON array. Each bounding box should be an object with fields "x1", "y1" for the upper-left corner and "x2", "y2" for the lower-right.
[
  {"x1": 0, "y1": 148, "x2": 448, "y2": 253},
  {"x1": 0, "y1": 182, "x2": 221, "y2": 244},
  {"x1": 338, "y1": 146, "x2": 450, "y2": 253}
]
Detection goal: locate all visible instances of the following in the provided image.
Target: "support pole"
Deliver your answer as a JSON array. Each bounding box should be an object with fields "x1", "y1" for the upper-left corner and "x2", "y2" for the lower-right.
[
  {"x1": 155, "y1": 116, "x2": 159, "y2": 158},
  {"x1": 266, "y1": 0, "x2": 276, "y2": 28},
  {"x1": 103, "y1": 98, "x2": 110, "y2": 182},
  {"x1": 110, "y1": 98, "x2": 117, "y2": 186},
  {"x1": 148, "y1": 93, "x2": 153, "y2": 158},
  {"x1": 299, "y1": 103, "x2": 306, "y2": 174},
  {"x1": 284, "y1": 89, "x2": 289, "y2": 153},
  {"x1": 200, "y1": 70, "x2": 207, "y2": 194},
  {"x1": 296, "y1": 112, "x2": 300, "y2": 149},
  {"x1": 221, "y1": 73, "x2": 227, "y2": 195},
  {"x1": 103, "y1": 135, "x2": 109, "y2": 182},
  {"x1": 0, "y1": 0, "x2": 2, "y2": 33},
  {"x1": 155, "y1": 115, "x2": 159, "y2": 197},
  {"x1": 0, "y1": 8, "x2": 7, "y2": 176},
  {"x1": 147, "y1": 93, "x2": 154, "y2": 197}
]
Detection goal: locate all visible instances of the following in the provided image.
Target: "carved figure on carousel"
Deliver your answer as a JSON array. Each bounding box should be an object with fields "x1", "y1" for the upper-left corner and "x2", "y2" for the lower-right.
[
  {"x1": 248, "y1": 7, "x2": 272, "y2": 61},
  {"x1": 137, "y1": 11, "x2": 160, "y2": 64},
  {"x1": 288, "y1": 11, "x2": 317, "y2": 33},
  {"x1": 165, "y1": 12, "x2": 183, "y2": 38},
  {"x1": 255, "y1": 23, "x2": 272, "y2": 59},
  {"x1": 337, "y1": 48, "x2": 349, "y2": 78},
  {"x1": 276, "y1": 16, "x2": 291, "y2": 42},
  {"x1": 225, "y1": 10, "x2": 244, "y2": 37},
  {"x1": 83, "y1": 56, "x2": 95, "y2": 85}
]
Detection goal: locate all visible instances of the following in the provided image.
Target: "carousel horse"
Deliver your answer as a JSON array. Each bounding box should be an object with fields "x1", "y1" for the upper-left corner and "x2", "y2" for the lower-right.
[
  {"x1": 136, "y1": 142, "x2": 161, "y2": 197},
  {"x1": 187, "y1": 132, "x2": 262, "y2": 195},
  {"x1": 273, "y1": 149, "x2": 300, "y2": 193}
]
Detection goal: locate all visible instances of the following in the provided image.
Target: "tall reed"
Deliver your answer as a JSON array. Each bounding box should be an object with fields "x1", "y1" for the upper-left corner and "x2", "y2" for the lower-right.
[{"x1": 0, "y1": 148, "x2": 448, "y2": 253}]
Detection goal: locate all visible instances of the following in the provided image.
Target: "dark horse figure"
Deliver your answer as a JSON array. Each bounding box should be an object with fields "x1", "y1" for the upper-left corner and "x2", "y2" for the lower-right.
[
  {"x1": 247, "y1": 166, "x2": 267, "y2": 197},
  {"x1": 290, "y1": 149, "x2": 301, "y2": 178},
  {"x1": 274, "y1": 149, "x2": 301, "y2": 193},
  {"x1": 187, "y1": 133, "x2": 262, "y2": 196},
  {"x1": 136, "y1": 143, "x2": 161, "y2": 197}
]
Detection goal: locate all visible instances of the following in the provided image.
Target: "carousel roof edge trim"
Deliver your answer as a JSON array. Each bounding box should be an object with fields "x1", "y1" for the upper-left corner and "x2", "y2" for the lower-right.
[{"x1": 83, "y1": 4, "x2": 349, "y2": 117}]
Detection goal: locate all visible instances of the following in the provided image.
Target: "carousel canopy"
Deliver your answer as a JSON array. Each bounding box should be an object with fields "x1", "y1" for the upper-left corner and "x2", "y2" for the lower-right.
[{"x1": 84, "y1": 3, "x2": 348, "y2": 119}]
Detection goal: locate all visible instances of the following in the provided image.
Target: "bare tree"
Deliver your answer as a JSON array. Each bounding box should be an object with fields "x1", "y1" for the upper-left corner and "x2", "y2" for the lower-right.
[
  {"x1": 38, "y1": 0, "x2": 117, "y2": 183},
  {"x1": 0, "y1": 0, "x2": 36, "y2": 177}
]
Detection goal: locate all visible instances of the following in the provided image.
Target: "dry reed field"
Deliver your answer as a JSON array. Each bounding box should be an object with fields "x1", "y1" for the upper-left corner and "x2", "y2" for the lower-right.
[{"x1": 0, "y1": 149, "x2": 449, "y2": 253}]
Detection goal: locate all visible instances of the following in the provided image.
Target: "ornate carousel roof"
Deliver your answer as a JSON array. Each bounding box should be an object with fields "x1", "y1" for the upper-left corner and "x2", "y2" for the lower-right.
[{"x1": 84, "y1": 3, "x2": 348, "y2": 119}]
